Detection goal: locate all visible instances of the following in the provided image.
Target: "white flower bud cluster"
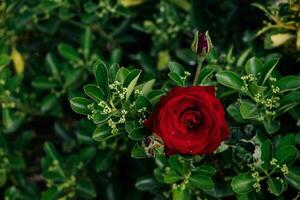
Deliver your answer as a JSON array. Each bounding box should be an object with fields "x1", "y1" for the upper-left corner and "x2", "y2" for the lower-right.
[
  {"x1": 108, "y1": 119, "x2": 118, "y2": 135},
  {"x1": 109, "y1": 81, "x2": 127, "y2": 100},
  {"x1": 180, "y1": 71, "x2": 191, "y2": 82}
]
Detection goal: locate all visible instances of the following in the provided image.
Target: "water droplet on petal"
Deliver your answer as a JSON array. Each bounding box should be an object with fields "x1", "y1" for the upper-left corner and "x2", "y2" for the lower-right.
[
  {"x1": 187, "y1": 140, "x2": 191, "y2": 144},
  {"x1": 171, "y1": 131, "x2": 175, "y2": 135},
  {"x1": 189, "y1": 150, "x2": 193, "y2": 154}
]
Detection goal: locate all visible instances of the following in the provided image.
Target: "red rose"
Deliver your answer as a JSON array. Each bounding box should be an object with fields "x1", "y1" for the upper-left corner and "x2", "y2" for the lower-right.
[{"x1": 144, "y1": 86, "x2": 229, "y2": 155}]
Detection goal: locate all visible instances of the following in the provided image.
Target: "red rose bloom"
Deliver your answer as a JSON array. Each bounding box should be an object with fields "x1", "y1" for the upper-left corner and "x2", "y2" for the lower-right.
[{"x1": 144, "y1": 86, "x2": 229, "y2": 155}]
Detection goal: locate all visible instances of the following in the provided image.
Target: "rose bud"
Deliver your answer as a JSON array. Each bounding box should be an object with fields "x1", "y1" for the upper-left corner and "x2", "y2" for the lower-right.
[
  {"x1": 144, "y1": 86, "x2": 229, "y2": 155},
  {"x1": 191, "y1": 31, "x2": 213, "y2": 57}
]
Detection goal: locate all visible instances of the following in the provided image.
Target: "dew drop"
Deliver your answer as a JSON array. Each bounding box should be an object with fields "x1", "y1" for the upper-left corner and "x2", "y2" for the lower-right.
[
  {"x1": 189, "y1": 150, "x2": 193, "y2": 154},
  {"x1": 187, "y1": 140, "x2": 191, "y2": 144},
  {"x1": 171, "y1": 131, "x2": 175, "y2": 135}
]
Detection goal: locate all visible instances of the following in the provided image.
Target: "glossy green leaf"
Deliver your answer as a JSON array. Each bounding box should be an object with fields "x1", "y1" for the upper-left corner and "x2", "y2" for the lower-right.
[
  {"x1": 189, "y1": 174, "x2": 214, "y2": 190},
  {"x1": 196, "y1": 66, "x2": 215, "y2": 85},
  {"x1": 168, "y1": 72, "x2": 184, "y2": 86},
  {"x1": 128, "y1": 127, "x2": 148, "y2": 141},
  {"x1": 275, "y1": 145, "x2": 298, "y2": 166},
  {"x1": 70, "y1": 97, "x2": 92, "y2": 115},
  {"x1": 261, "y1": 56, "x2": 279, "y2": 84},
  {"x1": 93, "y1": 59, "x2": 110, "y2": 99},
  {"x1": 93, "y1": 125, "x2": 116, "y2": 142},
  {"x1": 245, "y1": 57, "x2": 263, "y2": 76},
  {"x1": 131, "y1": 143, "x2": 147, "y2": 159},
  {"x1": 172, "y1": 186, "x2": 191, "y2": 200},
  {"x1": 196, "y1": 164, "x2": 217, "y2": 177},
  {"x1": 93, "y1": 111, "x2": 110, "y2": 124},
  {"x1": 276, "y1": 75, "x2": 300, "y2": 92},
  {"x1": 124, "y1": 69, "x2": 141, "y2": 101},
  {"x1": 284, "y1": 166, "x2": 300, "y2": 190},
  {"x1": 216, "y1": 71, "x2": 244, "y2": 91},
  {"x1": 267, "y1": 177, "x2": 285, "y2": 196},
  {"x1": 260, "y1": 139, "x2": 273, "y2": 170},
  {"x1": 227, "y1": 103, "x2": 246, "y2": 123},
  {"x1": 231, "y1": 173, "x2": 256, "y2": 194},
  {"x1": 135, "y1": 95, "x2": 152, "y2": 111},
  {"x1": 116, "y1": 67, "x2": 130, "y2": 83},
  {"x1": 240, "y1": 100, "x2": 260, "y2": 119},
  {"x1": 168, "y1": 61, "x2": 185, "y2": 76},
  {"x1": 84, "y1": 84, "x2": 106, "y2": 102}
]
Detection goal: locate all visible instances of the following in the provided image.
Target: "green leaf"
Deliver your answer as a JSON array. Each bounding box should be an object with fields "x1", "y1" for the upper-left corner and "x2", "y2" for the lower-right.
[
  {"x1": 284, "y1": 166, "x2": 300, "y2": 190},
  {"x1": 267, "y1": 177, "x2": 285, "y2": 196},
  {"x1": 58, "y1": 43, "x2": 80, "y2": 61},
  {"x1": 216, "y1": 71, "x2": 244, "y2": 91},
  {"x1": 42, "y1": 187, "x2": 60, "y2": 200},
  {"x1": 0, "y1": 54, "x2": 10, "y2": 69},
  {"x1": 276, "y1": 76, "x2": 300, "y2": 93},
  {"x1": 245, "y1": 57, "x2": 263, "y2": 77},
  {"x1": 128, "y1": 127, "x2": 148, "y2": 141},
  {"x1": 93, "y1": 59, "x2": 110, "y2": 99},
  {"x1": 196, "y1": 66, "x2": 215, "y2": 85},
  {"x1": 2, "y1": 108, "x2": 13, "y2": 130},
  {"x1": 81, "y1": 26, "x2": 91, "y2": 59},
  {"x1": 172, "y1": 186, "x2": 191, "y2": 200},
  {"x1": 41, "y1": 93, "x2": 58, "y2": 112},
  {"x1": 280, "y1": 91, "x2": 300, "y2": 106},
  {"x1": 108, "y1": 63, "x2": 120, "y2": 81},
  {"x1": 92, "y1": 111, "x2": 111, "y2": 124},
  {"x1": 78, "y1": 147, "x2": 96, "y2": 163},
  {"x1": 195, "y1": 164, "x2": 217, "y2": 177},
  {"x1": 131, "y1": 143, "x2": 147, "y2": 159},
  {"x1": 135, "y1": 95, "x2": 152, "y2": 111},
  {"x1": 94, "y1": 150, "x2": 114, "y2": 172},
  {"x1": 275, "y1": 145, "x2": 298, "y2": 166},
  {"x1": 260, "y1": 139, "x2": 273, "y2": 170},
  {"x1": 168, "y1": 61, "x2": 184, "y2": 76},
  {"x1": 148, "y1": 90, "x2": 166, "y2": 104},
  {"x1": 93, "y1": 124, "x2": 116, "y2": 142},
  {"x1": 163, "y1": 169, "x2": 182, "y2": 184},
  {"x1": 76, "y1": 180, "x2": 96, "y2": 198},
  {"x1": 168, "y1": 155, "x2": 184, "y2": 174},
  {"x1": 168, "y1": 72, "x2": 184, "y2": 86},
  {"x1": 7, "y1": 74, "x2": 23, "y2": 91},
  {"x1": 84, "y1": 84, "x2": 106, "y2": 102},
  {"x1": 231, "y1": 173, "x2": 256, "y2": 194},
  {"x1": 70, "y1": 97, "x2": 92, "y2": 115},
  {"x1": 43, "y1": 142, "x2": 61, "y2": 161},
  {"x1": 116, "y1": 67, "x2": 130, "y2": 83},
  {"x1": 263, "y1": 118, "x2": 280, "y2": 134},
  {"x1": 46, "y1": 53, "x2": 59, "y2": 77},
  {"x1": 240, "y1": 100, "x2": 260, "y2": 119},
  {"x1": 237, "y1": 48, "x2": 251, "y2": 68},
  {"x1": 227, "y1": 103, "x2": 246, "y2": 123},
  {"x1": 261, "y1": 56, "x2": 279, "y2": 84},
  {"x1": 124, "y1": 69, "x2": 141, "y2": 101},
  {"x1": 135, "y1": 176, "x2": 161, "y2": 191},
  {"x1": 32, "y1": 77, "x2": 58, "y2": 89},
  {"x1": 141, "y1": 79, "x2": 155, "y2": 95},
  {"x1": 189, "y1": 174, "x2": 214, "y2": 190}
]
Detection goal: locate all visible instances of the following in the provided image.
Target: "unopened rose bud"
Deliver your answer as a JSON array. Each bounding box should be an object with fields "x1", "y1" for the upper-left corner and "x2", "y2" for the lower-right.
[{"x1": 191, "y1": 31, "x2": 213, "y2": 57}]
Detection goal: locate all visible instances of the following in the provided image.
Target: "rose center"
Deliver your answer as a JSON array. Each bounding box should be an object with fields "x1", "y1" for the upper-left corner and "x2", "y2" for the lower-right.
[{"x1": 181, "y1": 110, "x2": 202, "y2": 130}]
